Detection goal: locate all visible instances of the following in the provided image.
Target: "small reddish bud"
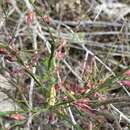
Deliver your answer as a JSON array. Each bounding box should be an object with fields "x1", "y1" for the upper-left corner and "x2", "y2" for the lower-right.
[
  {"x1": 63, "y1": 96, "x2": 68, "y2": 101},
  {"x1": 124, "y1": 70, "x2": 130, "y2": 77},
  {"x1": 121, "y1": 80, "x2": 130, "y2": 87},
  {"x1": 87, "y1": 80, "x2": 95, "y2": 88},
  {"x1": 26, "y1": 10, "x2": 34, "y2": 25},
  {"x1": 10, "y1": 114, "x2": 25, "y2": 121},
  {"x1": 48, "y1": 114, "x2": 57, "y2": 125},
  {"x1": 42, "y1": 15, "x2": 52, "y2": 24},
  {"x1": 0, "y1": 48, "x2": 7, "y2": 55},
  {"x1": 55, "y1": 50, "x2": 64, "y2": 60},
  {"x1": 74, "y1": 98, "x2": 93, "y2": 111}
]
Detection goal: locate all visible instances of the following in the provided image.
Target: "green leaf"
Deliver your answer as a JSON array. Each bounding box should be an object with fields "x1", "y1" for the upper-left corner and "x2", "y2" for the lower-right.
[
  {"x1": 29, "y1": 0, "x2": 35, "y2": 4},
  {"x1": 0, "y1": 112, "x2": 9, "y2": 117}
]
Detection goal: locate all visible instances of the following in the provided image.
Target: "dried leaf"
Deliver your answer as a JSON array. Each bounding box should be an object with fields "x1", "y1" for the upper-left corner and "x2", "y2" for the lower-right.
[{"x1": 48, "y1": 86, "x2": 56, "y2": 106}]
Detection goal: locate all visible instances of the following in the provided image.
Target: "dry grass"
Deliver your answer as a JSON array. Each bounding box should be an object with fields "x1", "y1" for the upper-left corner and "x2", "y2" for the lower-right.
[{"x1": 0, "y1": 0, "x2": 130, "y2": 129}]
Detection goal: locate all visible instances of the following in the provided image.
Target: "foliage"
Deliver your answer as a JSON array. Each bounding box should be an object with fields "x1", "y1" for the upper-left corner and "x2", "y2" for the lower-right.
[{"x1": 0, "y1": 0, "x2": 130, "y2": 130}]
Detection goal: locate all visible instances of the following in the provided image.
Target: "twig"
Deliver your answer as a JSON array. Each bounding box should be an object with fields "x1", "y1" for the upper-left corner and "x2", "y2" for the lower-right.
[
  {"x1": 27, "y1": 25, "x2": 37, "y2": 129},
  {"x1": 21, "y1": 0, "x2": 38, "y2": 129},
  {"x1": 82, "y1": 44, "x2": 115, "y2": 75},
  {"x1": 55, "y1": 58, "x2": 77, "y2": 128},
  {"x1": 53, "y1": 20, "x2": 123, "y2": 27},
  {"x1": 10, "y1": 0, "x2": 22, "y2": 14},
  {"x1": 63, "y1": 59, "x2": 83, "y2": 82},
  {"x1": 110, "y1": 104, "x2": 130, "y2": 124},
  {"x1": 91, "y1": 96, "x2": 130, "y2": 107}
]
